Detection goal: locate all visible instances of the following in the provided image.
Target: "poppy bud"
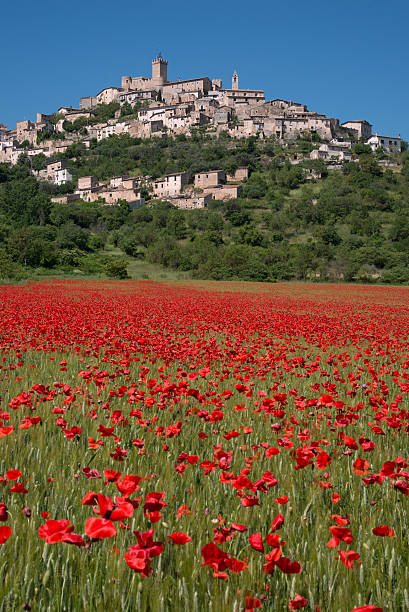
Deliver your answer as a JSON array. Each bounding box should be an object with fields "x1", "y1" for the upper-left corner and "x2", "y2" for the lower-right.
[{"x1": 0, "y1": 503, "x2": 8, "y2": 521}]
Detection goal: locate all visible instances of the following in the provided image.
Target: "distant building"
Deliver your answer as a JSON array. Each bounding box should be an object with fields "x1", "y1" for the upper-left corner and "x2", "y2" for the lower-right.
[
  {"x1": 194, "y1": 170, "x2": 226, "y2": 188},
  {"x1": 152, "y1": 172, "x2": 190, "y2": 198},
  {"x1": 310, "y1": 142, "x2": 352, "y2": 162},
  {"x1": 341, "y1": 120, "x2": 372, "y2": 140},
  {"x1": 366, "y1": 134, "x2": 401, "y2": 154}
]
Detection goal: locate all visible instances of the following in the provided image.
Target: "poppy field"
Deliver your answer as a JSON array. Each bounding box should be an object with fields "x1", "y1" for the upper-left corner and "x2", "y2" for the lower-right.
[{"x1": 0, "y1": 280, "x2": 408, "y2": 612}]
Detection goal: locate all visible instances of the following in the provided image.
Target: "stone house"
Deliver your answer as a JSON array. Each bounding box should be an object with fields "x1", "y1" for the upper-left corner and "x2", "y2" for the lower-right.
[
  {"x1": 152, "y1": 172, "x2": 190, "y2": 198},
  {"x1": 16, "y1": 120, "x2": 37, "y2": 145},
  {"x1": 118, "y1": 90, "x2": 157, "y2": 106},
  {"x1": 194, "y1": 170, "x2": 226, "y2": 188},
  {"x1": 366, "y1": 134, "x2": 401, "y2": 154},
  {"x1": 55, "y1": 168, "x2": 73, "y2": 185},
  {"x1": 95, "y1": 87, "x2": 123, "y2": 105},
  {"x1": 226, "y1": 167, "x2": 249, "y2": 181},
  {"x1": 78, "y1": 176, "x2": 99, "y2": 190},
  {"x1": 203, "y1": 184, "x2": 242, "y2": 200},
  {"x1": 80, "y1": 96, "x2": 97, "y2": 110},
  {"x1": 341, "y1": 120, "x2": 372, "y2": 140},
  {"x1": 310, "y1": 142, "x2": 352, "y2": 162},
  {"x1": 168, "y1": 193, "x2": 213, "y2": 209}
]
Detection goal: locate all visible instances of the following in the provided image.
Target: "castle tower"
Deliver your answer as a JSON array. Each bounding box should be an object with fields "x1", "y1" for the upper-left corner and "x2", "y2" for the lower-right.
[
  {"x1": 152, "y1": 54, "x2": 168, "y2": 88},
  {"x1": 232, "y1": 70, "x2": 239, "y2": 90}
]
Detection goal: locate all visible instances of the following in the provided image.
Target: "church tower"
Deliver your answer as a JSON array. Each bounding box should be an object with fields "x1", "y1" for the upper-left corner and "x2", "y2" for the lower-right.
[
  {"x1": 152, "y1": 54, "x2": 168, "y2": 88},
  {"x1": 232, "y1": 70, "x2": 239, "y2": 90}
]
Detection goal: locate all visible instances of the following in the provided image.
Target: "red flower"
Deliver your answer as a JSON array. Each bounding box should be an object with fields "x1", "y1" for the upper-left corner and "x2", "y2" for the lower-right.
[
  {"x1": 5, "y1": 469, "x2": 22, "y2": 480},
  {"x1": 168, "y1": 532, "x2": 191, "y2": 544},
  {"x1": 338, "y1": 550, "x2": 360, "y2": 568},
  {"x1": 38, "y1": 519, "x2": 75, "y2": 544},
  {"x1": 372, "y1": 525, "x2": 395, "y2": 537},
  {"x1": 85, "y1": 517, "x2": 117, "y2": 539},
  {"x1": 241, "y1": 495, "x2": 259, "y2": 507},
  {"x1": 124, "y1": 529, "x2": 163, "y2": 577},
  {"x1": 201, "y1": 542, "x2": 229, "y2": 572},
  {"x1": 316, "y1": 451, "x2": 331, "y2": 469},
  {"x1": 9, "y1": 482, "x2": 28, "y2": 493},
  {"x1": 289, "y1": 594, "x2": 308, "y2": 609},
  {"x1": 0, "y1": 526, "x2": 12, "y2": 545},
  {"x1": 0, "y1": 503, "x2": 8, "y2": 521},
  {"x1": 249, "y1": 532, "x2": 264, "y2": 553},
  {"x1": 276, "y1": 557, "x2": 302, "y2": 574},
  {"x1": 270, "y1": 514, "x2": 284, "y2": 532},
  {"x1": 274, "y1": 495, "x2": 289, "y2": 505}
]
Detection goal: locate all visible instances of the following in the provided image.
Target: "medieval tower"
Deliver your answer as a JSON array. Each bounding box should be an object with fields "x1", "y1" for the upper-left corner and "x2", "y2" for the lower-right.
[
  {"x1": 152, "y1": 54, "x2": 168, "y2": 88},
  {"x1": 232, "y1": 70, "x2": 239, "y2": 90}
]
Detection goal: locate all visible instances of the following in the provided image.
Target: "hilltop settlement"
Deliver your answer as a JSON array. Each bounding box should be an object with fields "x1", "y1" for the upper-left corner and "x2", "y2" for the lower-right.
[{"x1": 0, "y1": 56, "x2": 402, "y2": 210}]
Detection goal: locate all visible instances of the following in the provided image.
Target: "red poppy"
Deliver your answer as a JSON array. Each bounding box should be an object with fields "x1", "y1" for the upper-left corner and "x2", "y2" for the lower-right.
[
  {"x1": 338, "y1": 550, "x2": 360, "y2": 568},
  {"x1": 38, "y1": 520, "x2": 75, "y2": 544},
  {"x1": 5, "y1": 470, "x2": 22, "y2": 480},
  {"x1": 289, "y1": 594, "x2": 308, "y2": 610},
  {"x1": 0, "y1": 504, "x2": 8, "y2": 521},
  {"x1": 0, "y1": 526, "x2": 11, "y2": 545},
  {"x1": 85, "y1": 517, "x2": 117, "y2": 539},
  {"x1": 249, "y1": 532, "x2": 264, "y2": 553},
  {"x1": 168, "y1": 532, "x2": 191, "y2": 544},
  {"x1": 9, "y1": 482, "x2": 28, "y2": 493},
  {"x1": 372, "y1": 525, "x2": 395, "y2": 537},
  {"x1": 276, "y1": 557, "x2": 302, "y2": 574}
]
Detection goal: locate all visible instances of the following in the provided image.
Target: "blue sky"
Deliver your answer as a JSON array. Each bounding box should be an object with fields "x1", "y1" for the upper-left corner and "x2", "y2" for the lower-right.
[{"x1": 1, "y1": 0, "x2": 408, "y2": 139}]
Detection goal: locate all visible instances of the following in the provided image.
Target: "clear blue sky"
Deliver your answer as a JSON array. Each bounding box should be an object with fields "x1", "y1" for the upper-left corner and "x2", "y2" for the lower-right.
[{"x1": 1, "y1": 0, "x2": 408, "y2": 139}]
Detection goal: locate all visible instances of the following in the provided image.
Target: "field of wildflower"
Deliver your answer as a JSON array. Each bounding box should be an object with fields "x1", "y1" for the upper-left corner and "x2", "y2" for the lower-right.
[{"x1": 0, "y1": 280, "x2": 408, "y2": 612}]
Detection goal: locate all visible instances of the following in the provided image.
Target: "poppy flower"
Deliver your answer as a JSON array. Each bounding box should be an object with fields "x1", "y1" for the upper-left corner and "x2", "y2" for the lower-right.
[
  {"x1": 372, "y1": 525, "x2": 395, "y2": 537},
  {"x1": 276, "y1": 557, "x2": 302, "y2": 574},
  {"x1": 5, "y1": 470, "x2": 22, "y2": 480},
  {"x1": 289, "y1": 594, "x2": 308, "y2": 609},
  {"x1": 0, "y1": 526, "x2": 11, "y2": 545},
  {"x1": 249, "y1": 532, "x2": 264, "y2": 553},
  {"x1": 85, "y1": 517, "x2": 117, "y2": 539},
  {"x1": 0, "y1": 504, "x2": 8, "y2": 521},
  {"x1": 9, "y1": 483, "x2": 28, "y2": 494},
  {"x1": 168, "y1": 532, "x2": 191, "y2": 544},
  {"x1": 338, "y1": 550, "x2": 360, "y2": 568},
  {"x1": 38, "y1": 520, "x2": 75, "y2": 544}
]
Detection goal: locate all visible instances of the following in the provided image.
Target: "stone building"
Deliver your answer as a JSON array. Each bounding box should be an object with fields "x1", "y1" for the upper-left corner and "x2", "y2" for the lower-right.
[
  {"x1": 341, "y1": 120, "x2": 372, "y2": 140},
  {"x1": 43, "y1": 159, "x2": 72, "y2": 184},
  {"x1": 167, "y1": 193, "x2": 212, "y2": 209},
  {"x1": 95, "y1": 87, "x2": 123, "y2": 105},
  {"x1": 310, "y1": 142, "x2": 352, "y2": 162},
  {"x1": 78, "y1": 176, "x2": 99, "y2": 191},
  {"x1": 152, "y1": 172, "x2": 190, "y2": 198},
  {"x1": 226, "y1": 167, "x2": 249, "y2": 182},
  {"x1": 118, "y1": 90, "x2": 157, "y2": 106},
  {"x1": 194, "y1": 170, "x2": 226, "y2": 188},
  {"x1": 16, "y1": 120, "x2": 37, "y2": 145},
  {"x1": 366, "y1": 134, "x2": 401, "y2": 154},
  {"x1": 80, "y1": 96, "x2": 97, "y2": 110},
  {"x1": 203, "y1": 184, "x2": 242, "y2": 200}
]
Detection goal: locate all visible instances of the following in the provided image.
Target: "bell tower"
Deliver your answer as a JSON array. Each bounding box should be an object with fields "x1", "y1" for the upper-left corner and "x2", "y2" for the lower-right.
[
  {"x1": 232, "y1": 70, "x2": 239, "y2": 90},
  {"x1": 152, "y1": 53, "x2": 168, "y2": 88}
]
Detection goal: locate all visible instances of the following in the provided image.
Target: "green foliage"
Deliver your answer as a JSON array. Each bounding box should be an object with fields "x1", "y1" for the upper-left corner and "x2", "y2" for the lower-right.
[
  {"x1": 2, "y1": 134, "x2": 409, "y2": 284},
  {"x1": 104, "y1": 257, "x2": 129, "y2": 279}
]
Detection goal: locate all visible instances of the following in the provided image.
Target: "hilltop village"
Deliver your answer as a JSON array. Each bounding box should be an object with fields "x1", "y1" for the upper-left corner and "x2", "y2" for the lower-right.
[{"x1": 0, "y1": 56, "x2": 402, "y2": 210}]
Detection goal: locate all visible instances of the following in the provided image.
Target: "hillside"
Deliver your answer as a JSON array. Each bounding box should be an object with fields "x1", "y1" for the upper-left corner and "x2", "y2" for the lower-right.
[{"x1": 1, "y1": 132, "x2": 409, "y2": 284}]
